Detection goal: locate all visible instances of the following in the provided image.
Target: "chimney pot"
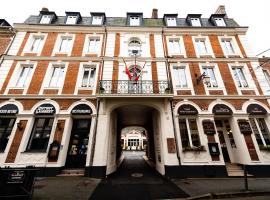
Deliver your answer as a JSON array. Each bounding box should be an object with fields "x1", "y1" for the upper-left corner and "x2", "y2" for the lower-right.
[
  {"x1": 41, "y1": 7, "x2": 49, "y2": 12},
  {"x1": 152, "y1": 8, "x2": 158, "y2": 19},
  {"x1": 215, "y1": 5, "x2": 227, "y2": 17}
]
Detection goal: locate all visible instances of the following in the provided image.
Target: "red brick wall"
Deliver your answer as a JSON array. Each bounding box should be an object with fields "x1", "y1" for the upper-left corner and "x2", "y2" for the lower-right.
[
  {"x1": 189, "y1": 62, "x2": 205, "y2": 95},
  {"x1": 41, "y1": 32, "x2": 58, "y2": 56},
  {"x1": 71, "y1": 33, "x2": 85, "y2": 56},
  {"x1": 209, "y1": 35, "x2": 224, "y2": 58},
  {"x1": 0, "y1": 37, "x2": 11, "y2": 55},
  {"x1": 62, "y1": 62, "x2": 80, "y2": 94},
  {"x1": 183, "y1": 35, "x2": 196, "y2": 58}
]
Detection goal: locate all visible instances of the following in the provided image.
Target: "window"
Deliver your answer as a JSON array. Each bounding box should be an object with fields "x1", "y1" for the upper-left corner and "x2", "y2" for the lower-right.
[
  {"x1": 250, "y1": 118, "x2": 270, "y2": 148},
  {"x1": 167, "y1": 17, "x2": 177, "y2": 26},
  {"x1": 232, "y1": 67, "x2": 248, "y2": 88},
  {"x1": 221, "y1": 39, "x2": 235, "y2": 55},
  {"x1": 130, "y1": 16, "x2": 140, "y2": 26},
  {"x1": 92, "y1": 16, "x2": 103, "y2": 25},
  {"x1": 66, "y1": 16, "x2": 77, "y2": 24},
  {"x1": 49, "y1": 66, "x2": 65, "y2": 87},
  {"x1": 190, "y1": 18, "x2": 201, "y2": 27},
  {"x1": 203, "y1": 67, "x2": 218, "y2": 87},
  {"x1": 86, "y1": 38, "x2": 100, "y2": 53},
  {"x1": 263, "y1": 70, "x2": 270, "y2": 87},
  {"x1": 16, "y1": 65, "x2": 34, "y2": 87},
  {"x1": 40, "y1": 15, "x2": 52, "y2": 24},
  {"x1": 27, "y1": 118, "x2": 54, "y2": 151},
  {"x1": 29, "y1": 36, "x2": 44, "y2": 52},
  {"x1": 173, "y1": 67, "x2": 187, "y2": 88},
  {"x1": 168, "y1": 38, "x2": 181, "y2": 55},
  {"x1": 58, "y1": 37, "x2": 73, "y2": 53},
  {"x1": 128, "y1": 39, "x2": 142, "y2": 56},
  {"x1": 195, "y1": 38, "x2": 209, "y2": 54},
  {"x1": 81, "y1": 66, "x2": 96, "y2": 88},
  {"x1": 214, "y1": 18, "x2": 226, "y2": 26},
  {"x1": 179, "y1": 118, "x2": 201, "y2": 148},
  {"x1": 0, "y1": 118, "x2": 16, "y2": 152}
]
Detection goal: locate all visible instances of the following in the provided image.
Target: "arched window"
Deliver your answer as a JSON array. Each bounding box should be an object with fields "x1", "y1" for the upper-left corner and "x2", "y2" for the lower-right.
[{"x1": 128, "y1": 38, "x2": 142, "y2": 56}]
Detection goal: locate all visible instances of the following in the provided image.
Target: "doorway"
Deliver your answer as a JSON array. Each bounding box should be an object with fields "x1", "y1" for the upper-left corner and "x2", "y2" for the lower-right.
[{"x1": 65, "y1": 119, "x2": 91, "y2": 168}]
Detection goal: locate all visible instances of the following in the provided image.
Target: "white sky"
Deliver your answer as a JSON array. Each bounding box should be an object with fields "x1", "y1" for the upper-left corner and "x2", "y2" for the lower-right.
[{"x1": 1, "y1": 0, "x2": 270, "y2": 57}]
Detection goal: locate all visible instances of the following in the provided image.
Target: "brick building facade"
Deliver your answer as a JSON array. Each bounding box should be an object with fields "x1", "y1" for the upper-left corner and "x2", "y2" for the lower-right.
[{"x1": 0, "y1": 6, "x2": 270, "y2": 178}]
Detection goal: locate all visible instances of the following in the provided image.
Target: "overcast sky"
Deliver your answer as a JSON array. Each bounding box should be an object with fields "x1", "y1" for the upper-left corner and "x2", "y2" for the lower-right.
[{"x1": 1, "y1": 0, "x2": 269, "y2": 57}]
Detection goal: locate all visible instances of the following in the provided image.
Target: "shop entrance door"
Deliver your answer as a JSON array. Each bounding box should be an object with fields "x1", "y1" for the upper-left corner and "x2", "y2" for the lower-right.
[{"x1": 65, "y1": 119, "x2": 91, "y2": 168}]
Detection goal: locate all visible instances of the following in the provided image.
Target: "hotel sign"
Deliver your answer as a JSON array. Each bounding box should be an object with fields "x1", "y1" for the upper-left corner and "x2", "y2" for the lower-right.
[
  {"x1": 0, "y1": 104, "x2": 19, "y2": 115},
  {"x1": 71, "y1": 104, "x2": 92, "y2": 115},
  {"x1": 35, "y1": 104, "x2": 56, "y2": 115},
  {"x1": 213, "y1": 104, "x2": 232, "y2": 115},
  {"x1": 178, "y1": 104, "x2": 198, "y2": 115},
  {"x1": 247, "y1": 104, "x2": 267, "y2": 115}
]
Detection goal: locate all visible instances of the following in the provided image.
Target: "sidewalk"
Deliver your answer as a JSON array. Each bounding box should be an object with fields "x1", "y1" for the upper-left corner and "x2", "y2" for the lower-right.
[
  {"x1": 171, "y1": 177, "x2": 270, "y2": 199},
  {"x1": 33, "y1": 177, "x2": 100, "y2": 200}
]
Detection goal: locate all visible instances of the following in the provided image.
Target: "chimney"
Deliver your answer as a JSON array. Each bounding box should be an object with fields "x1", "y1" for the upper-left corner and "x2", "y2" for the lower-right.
[
  {"x1": 215, "y1": 5, "x2": 227, "y2": 17},
  {"x1": 41, "y1": 7, "x2": 49, "y2": 12},
  {"x1": 152, "y1": 8, "x2": 158, "y2": 19}
]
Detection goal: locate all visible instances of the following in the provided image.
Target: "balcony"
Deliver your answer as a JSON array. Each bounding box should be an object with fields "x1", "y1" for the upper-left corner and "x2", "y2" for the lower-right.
[{"x1": 99, "y1": 80, "x2": 172, "y2": 96}]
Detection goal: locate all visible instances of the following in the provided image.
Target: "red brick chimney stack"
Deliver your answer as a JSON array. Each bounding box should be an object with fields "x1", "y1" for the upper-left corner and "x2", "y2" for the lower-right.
[
  {"x1": 152, "y1": 8, "x2": 158, "y2": 19},
  {"x1": 215, "y1": 5, "x2": 227, "y2": 18}
]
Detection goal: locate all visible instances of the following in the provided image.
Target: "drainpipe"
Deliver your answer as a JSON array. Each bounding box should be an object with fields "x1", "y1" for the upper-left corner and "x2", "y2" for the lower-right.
[{"x1": 0, "y1": 27, "x2": 16, "y2": 67}]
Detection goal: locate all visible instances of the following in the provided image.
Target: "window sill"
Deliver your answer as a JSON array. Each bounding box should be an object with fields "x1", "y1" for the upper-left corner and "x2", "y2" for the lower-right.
[
  {"x1": 182, "y1": 146, "x2": 206, "y2": 152},
  {"x1": 21, "y1": 150, "x2": 47, "y2": 154}
]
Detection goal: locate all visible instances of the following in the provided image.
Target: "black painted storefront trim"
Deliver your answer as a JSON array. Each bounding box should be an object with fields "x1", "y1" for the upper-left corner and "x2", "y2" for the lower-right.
[
  {"x1": 35, "y1": 167, "x2": 62, "y2": 177},
  {"x1": 165, "y1": 165, "x2": 228, "y2": 178},
  {"x1": 246, "y1": 165, "x2": 270, "y2": 177},
  {"x1": 85, "y1": 166, "x2": 107, "y2": 178}
]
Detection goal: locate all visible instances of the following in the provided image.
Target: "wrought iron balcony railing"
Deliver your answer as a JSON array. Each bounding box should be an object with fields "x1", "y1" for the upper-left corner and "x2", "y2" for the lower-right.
[{"x1": 99, "y1": 80, "x2": 172, "y2": 95}]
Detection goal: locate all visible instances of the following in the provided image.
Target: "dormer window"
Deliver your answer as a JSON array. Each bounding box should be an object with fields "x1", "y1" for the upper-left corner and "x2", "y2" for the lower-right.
[
  {"x1": 92, "y1": 16, "x2": 103, "y2": 25},
  {"x1": 190, "y1": 18, "x2": 201, "y2": 27},
  {"x1": 66, "y1": 16, "x2": 77, "y2": 24},
  {"x1": 40, "y1": 15, "x2": 52, "y2": 24},
  {"x1": 130, "y1": 16, "x2": 140, "y2": 26},
  {"x1": 166, "y1": 17, "x2": 177, "y2": 26},
  {"x1": 214, "y1": 18, "x2": 226, "y2": 26}
]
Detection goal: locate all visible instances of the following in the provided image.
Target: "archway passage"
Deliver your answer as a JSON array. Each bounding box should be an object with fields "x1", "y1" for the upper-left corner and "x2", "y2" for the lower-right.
[{"x1": 90, "y1": 104, "x2": 188, "y2": 199}]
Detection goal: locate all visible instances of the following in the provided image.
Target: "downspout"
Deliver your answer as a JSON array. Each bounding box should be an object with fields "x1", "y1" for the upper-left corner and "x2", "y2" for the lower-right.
[{"x1": 161, "y1": 28, "x2": 181, "y2": 165}]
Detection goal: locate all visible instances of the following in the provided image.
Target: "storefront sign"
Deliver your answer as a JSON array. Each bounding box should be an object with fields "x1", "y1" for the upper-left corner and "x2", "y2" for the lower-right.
[
  {"x1": 71, "y1": 104, "x2": 92, "y2": 115},
  {"x1": 202, "y1": 120, "x2": 216, "y2": 135},
  {"x1": 167, "y1": 138, "x2": 176, "y2": 153},
  {"x1": 238, "y1": 120, "x2": 253, "y2": 134},
  {"x1": 247, "y1": 104, "x2": 267, "y2": 115},
  {"x1": 212, "y1": 104, "x2": 232, "y2": 115},
  {"x1": 178, "y1": 104, "x2": 198, "y2": 115},
  {"x1": 7, "y1": 170, "x2": 25, "y2": 184},
  {"x1": 35, "y1": 104, "x2": 56, "y2": 115},
  {"x1": 0, "y1": 104, "x2": 19, "y2": 115}
]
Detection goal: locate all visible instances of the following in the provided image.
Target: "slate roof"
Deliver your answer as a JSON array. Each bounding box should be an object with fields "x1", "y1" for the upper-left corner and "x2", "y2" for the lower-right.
[{"x1": 24, "y1": 15, "x2": 240, "y2": 28}]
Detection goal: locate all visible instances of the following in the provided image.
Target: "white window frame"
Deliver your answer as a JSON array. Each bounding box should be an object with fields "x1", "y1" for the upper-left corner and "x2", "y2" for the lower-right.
[
  {"x1": 53, "y1": 34, "x2": 75, "y2": 56},
  {"x1": 190, "y1": 18, "x2": 201, "y2": 27},
  {"x1": 166, "y1": 17, "x2": 177, "y2": 26},
  {"x1": 83, "y1": 36, "x2": 101, "y2": 55},
  {"x1": 5, "y1": 62, "x2": 37, "y2": 95},
  {"x1": 199, "y1": 63, "x2": 226, "y2": 94},
  {"x1": 228, "y1": 63, "x2": 258, "y2": 95},
  {"x1": 249, "y1": 117, "x2": 270, "y2": 147},
  {"x1": 40, "y1": 62, "x2": 68, "y2": 94},
  {"x1": 193, "y1": 36, "x2": 214, "y2": 57},
  {"x1": 75, "y1": 62, "x2": 99, "y2": 95},
  {"x1": 23, "y1": 33, "x2": 47, "y2": 55},
  {"x1": 66, "y1": 15, "x2": 78, "y2": 24},
  {"x1": 92, "y1": 16, "x2": 103, "y2": 25},
  {"x1": 263, "y1": 70, "x2": 270, "y2": 88},
  {"x1": 40, "y1": 15, "x2": 52, "y2": 24},
  {"x1": 219, "y1": 36, "x2": 242, "y2": 57},
  {"x1": 130, "y1": 16, "x2": 140, "y2": 26},
  {"x1": 214, "y1": 18, "x2": 226, "y2": 26},
  {"x1": 166, "y1": 36, "x2": 186, "y2": 57}
]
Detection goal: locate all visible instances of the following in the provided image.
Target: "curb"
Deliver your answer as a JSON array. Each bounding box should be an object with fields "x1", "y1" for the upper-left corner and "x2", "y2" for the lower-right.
[{"x1": 186, "y1": 190, "x2": 270, "y2": 199}]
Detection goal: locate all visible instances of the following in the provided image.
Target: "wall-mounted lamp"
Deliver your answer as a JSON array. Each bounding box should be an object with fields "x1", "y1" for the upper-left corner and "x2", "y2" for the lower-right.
[
  {"x1": 17, "y1": 122, "x2": 23, "y2": 131},
  {"x1": 196, "y1": 72, "x2": 210, "y2": 85},
  {"x1": 57, "y1": 122, "x2": 62, "y2": 131}
]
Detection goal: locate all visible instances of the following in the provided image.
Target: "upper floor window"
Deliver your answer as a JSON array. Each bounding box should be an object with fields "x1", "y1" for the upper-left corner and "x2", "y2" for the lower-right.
[
  {"x1": 29, "y1": 36, "x2": 44, "y2": 52},
  {"x1": 66, "y1": 16, "x2": 77, "y2": 24},
  {"x1": 86, "y1": 37, "x2": 100, "y2": 53},
  {"x1": 190, "y1": 18, "x2": 201, "y2": 27},
  {"x1": 166, "y1": 17, "x2": 177, "y2": 26},
  {"x1": 130, "y1": 16, "x2": 140, "y2": 26},
  {"x1": 58, "y1": 37, "x2": 73, "y2": 53},
  {"x1": 202, "y1": 66, "x2": 218, "y2": 87},
  {"x1": 195, "y1": 38, "x2": 209, "y2": 55},
  {"x1": 128, "y1": 39, "x2": 142, "y2": 56},
  {"x1": 49, "y1": 66, "x2": 65, "y2": 87},
  {"x1": 40, "y1": 15, "x2": 52, "y2": 24},
  {"x1": 81, "y1": 66, "x2": 96, "y2": 88},
  {"x1": 173, "y1": 67, "x2": 187, "y2": 88},
  {"x1": 232, "y1": 67, "x2": 248, "y2": 88},
  {"x1": 221, "y1": 39, "x2": 235, "y2": 55},
  {"x1": 214, "y1": 18, "x2": 226, "y2": 26},
  {"x1": 168, "y1": 38, "x2": 181, "y2": 55},
  {"x1": 16, "y1": 65, "x2": 34, "y2": 88},
  {"x1": 179, "y1": 118, "x2": 201, "y2": 148},
  {"x1": 92, "y1": 16, "x2": 103, "y2": 25}
]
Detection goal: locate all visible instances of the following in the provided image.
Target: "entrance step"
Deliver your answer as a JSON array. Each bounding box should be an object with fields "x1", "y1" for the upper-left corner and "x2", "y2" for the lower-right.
[
  {"x1": 58, "y1": 168, "x2": 85, "y2": 177},
  {"x1": 226, "y1": 163, "x2": 253, "y2": 177}
]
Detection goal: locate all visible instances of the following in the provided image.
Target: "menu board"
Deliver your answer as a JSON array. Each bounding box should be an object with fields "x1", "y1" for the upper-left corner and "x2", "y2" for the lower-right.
[
  {"x1": 238, "y1": 120, "x2": 253, "y2": 134},
  {"x1": 202, "y1": 120, "x2": 216, "y2": 135}
]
